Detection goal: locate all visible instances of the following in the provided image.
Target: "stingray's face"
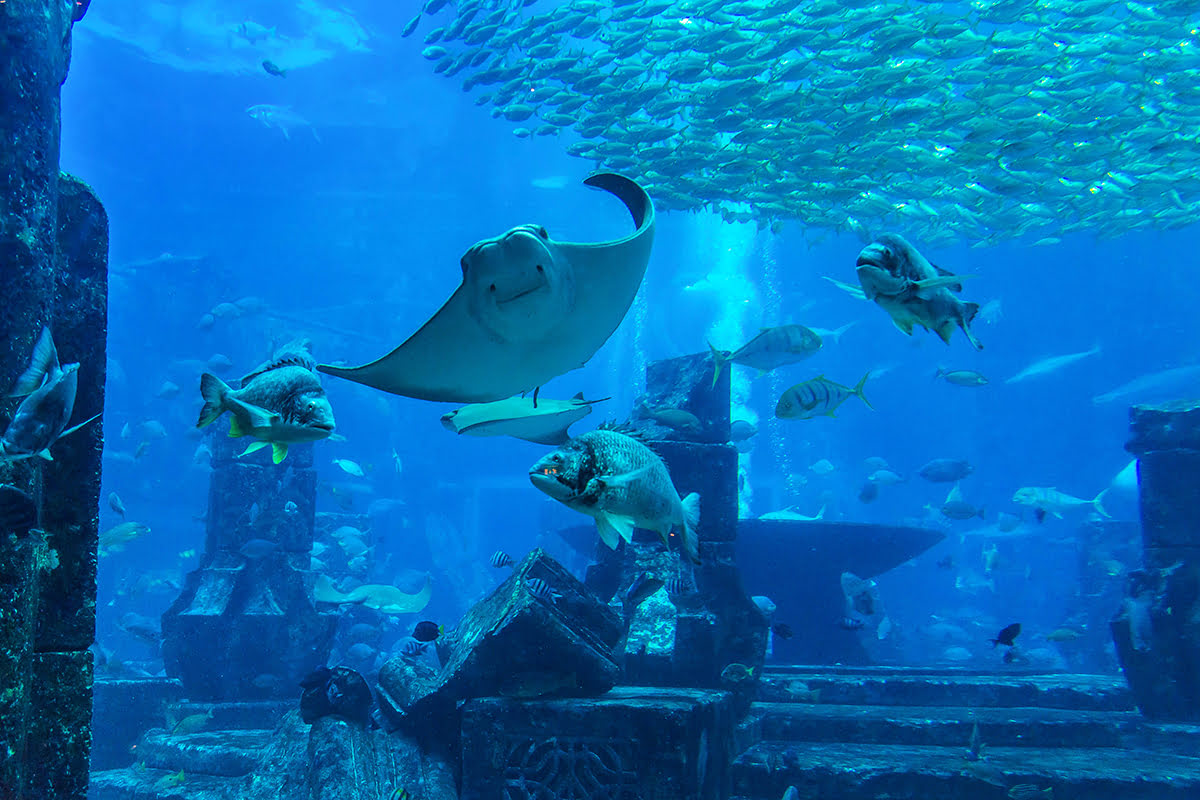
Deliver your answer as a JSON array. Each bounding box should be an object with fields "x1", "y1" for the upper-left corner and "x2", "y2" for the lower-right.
[{"x1": 462, "y1": 224, "x2": 575, "y2": 342}]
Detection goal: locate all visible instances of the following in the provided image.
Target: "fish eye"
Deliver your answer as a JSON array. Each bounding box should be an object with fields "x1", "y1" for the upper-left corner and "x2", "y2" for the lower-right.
[
  {"x1": 489, "y1": 284, "x2": 497, "y2": 292},
  {"x1": 537, "y1": 226, "x2": 548, "y2": 239}
]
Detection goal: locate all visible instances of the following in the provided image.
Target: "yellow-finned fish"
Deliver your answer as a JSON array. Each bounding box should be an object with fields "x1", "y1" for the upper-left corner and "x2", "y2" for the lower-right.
[{"x1": 775, "y1": 373, "x2": 872, "y2": 420}]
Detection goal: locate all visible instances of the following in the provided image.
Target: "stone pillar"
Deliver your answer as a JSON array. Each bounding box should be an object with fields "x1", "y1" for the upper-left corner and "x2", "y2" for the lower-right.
[
  {"x1": 161, "y1": 433, "x2": 337, "y2": 701},
  {"x1": 1113, "y1": 402, "x2": 1200, "y2": 720},
  {"x1": 1, "y1": 3, "x2": 106, "y2": 797},
  {"x1": 586, "y1": 352, "x2": 768, "y2": 690}
]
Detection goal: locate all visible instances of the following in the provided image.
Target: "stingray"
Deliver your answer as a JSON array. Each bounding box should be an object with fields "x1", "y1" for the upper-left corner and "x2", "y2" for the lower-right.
[
  {"x1": 318, "y1": 173, "x2": 655, "y2": 403},
  {"x1": 314, "y1": 574, "x2": 432, "y2": 615},
  {"x1": 440, "y1": 392, "x2": 606, "y2": 445}
]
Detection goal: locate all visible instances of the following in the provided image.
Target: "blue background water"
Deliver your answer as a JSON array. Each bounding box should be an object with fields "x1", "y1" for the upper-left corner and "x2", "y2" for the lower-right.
[{"x1": 61, "y1": 0, "x2": 1190, "y2": 674}]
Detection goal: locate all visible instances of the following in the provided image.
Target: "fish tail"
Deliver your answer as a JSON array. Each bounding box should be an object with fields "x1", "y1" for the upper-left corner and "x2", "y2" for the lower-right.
[
  {"x1": 708, "y1": 342, "x2": 728, "y2": 388},
  {"x1": 681, "y1": 492, "x2": 701, "y2": 565},
  {"x1": 1093, "y1": 489, "x2": 1111, "y2": 518},
  {"x1": 854, "y1": 371, "x2": 873, "y2": 410},
  {"x1": 197, "y1": 373, "x2": 230, "y2": 428}
]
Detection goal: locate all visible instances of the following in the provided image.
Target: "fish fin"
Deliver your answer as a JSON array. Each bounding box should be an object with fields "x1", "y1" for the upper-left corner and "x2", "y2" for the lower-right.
[
  {"x1": 238, "y1": 441, "x2": 269, "y2": 458},
  {"x1": 680, "y1": 492, "x2": 701, "y2": 564},
  {"x1": 525, "y1": 430, "x2": 571, "y2": 446},
  {"x1": 271, "y1": 443, "x2": 288, "y2": 464},
  {"x1": 1093, "y1": 489, "x2": 1110, "y2": 518},
  {"x1": 10, "y1": 327, "x2": 58, "y2": 397},
  {"x1": 960, "y1": 303, "x2": 984, "y2": 350},
  {"x1": 197, "y1": 373, "x2": 230, "y2": 428},
  {"x1": 599, "y1": 512, "x2": 637, "y2": 544},
  {"x1": 597, "y1": 465, "x2": 652, "y2": 488},
  {"x1": 891, "y1": 317, "x2": 915, "y2": 336},
  {"x1": 37, "y1": 449, "x2": 53, "y2": 461},
  {"x1": 595, "y1": 515, "x2": 623, "y2": 550},
  {"x1": 936, "y1": 321, "x2": 955, "y2": 345},
  {"x1": 814, "y1": 504, "x2": 826, "y2": 520},
  {"x1": 1052, "y1": 510, "x2": 1064, "y2": 519},
  {"x1": 854, "y1": 371, "x2": 873, "y2": 409},
  {"x1": 914, "y1": 274, "x2": 969, "y2": 297},
  {"x1": 708, "y1": 341, "x2": 728, "y2": 388},
  {"x1": 57, "y1": 412, "x2": 101, "y2": 439},
  {"x1": 977, "y1": 506, "x2": 986, "y2": 519},
  {"x1": 572, "y1": 392, "x2": 584, "y2": 400},
  {"x1": 228, "y1": 417, "x2": 244, "y2": 438},
  {"x1": 227, "y1": 397, "x2": 279, "y2": 431}
]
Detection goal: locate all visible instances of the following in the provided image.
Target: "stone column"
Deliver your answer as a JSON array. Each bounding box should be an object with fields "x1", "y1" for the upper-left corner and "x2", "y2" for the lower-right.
[
  {"x1": 1113, "y1": 402, "x2": 1200, "y2": 720},
  {"x1": 161, "y1": 434, "x2": 337, "y2": 701},
  {"x1": 585, "y1": 352, "x2": 768, "y2": 690},
  {"x1": 0, "y1": 2, "x2": 106, "y2": 798}
]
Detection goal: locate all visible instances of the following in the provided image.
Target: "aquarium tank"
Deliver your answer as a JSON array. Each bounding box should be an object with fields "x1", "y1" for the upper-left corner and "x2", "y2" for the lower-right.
[{"x1": 1, "y1": 0, "x2": 1200, "y2": 798}]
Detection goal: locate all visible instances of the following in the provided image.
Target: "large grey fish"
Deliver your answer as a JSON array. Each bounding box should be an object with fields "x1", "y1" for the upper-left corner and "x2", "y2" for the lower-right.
[
  {"x1": 196, "y1": 340, "x2": 335, "y2": 464},
  {"x1": 1, "y1": 327, "x2": 99, "y2": 461},
  {"x1": 855, "y1": 234, "x2": 983, "y2": 350},
  {"x1": 708, "y1": 324, "x2": 822, "y2": 386},
  {"x1": 529, "y1": 429, "x2": 700, "y2": 564}
]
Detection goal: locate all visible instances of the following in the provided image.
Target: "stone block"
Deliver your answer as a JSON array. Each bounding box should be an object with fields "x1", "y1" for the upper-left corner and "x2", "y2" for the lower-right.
[
  {"x1": 1128, "y1": 402, "x2": 1200, "y2": 455},
  {"x1": 1135, "y1": 449, "x2": 1200, "y2": 549},
  {"x1": 90, "y1": 678, "x2": 184, "y2": 770},
  {"x1": 205, "y1": 463, "x2": 316, "y2": 554},
  {"x1": 27, "y1": 650, "x2": 92, "y2": 800},
  {"x1": 639, "y1": 351, "x2": 731, "y2": 444},
  {"x1": 653, "y1": 441, "x2": 738, "y2": 543},
  {"x1": 460, "y1": 687, "x2": 733, "y2": 800},
  {"x1": 376, "y1": 549, "x2": 622, "y2": 733}
]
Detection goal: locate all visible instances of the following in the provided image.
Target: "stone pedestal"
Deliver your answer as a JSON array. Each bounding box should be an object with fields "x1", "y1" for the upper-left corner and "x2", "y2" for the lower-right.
[
  {"x1": 1, "y1": 3, "x2": 106, "y2": 793},
  {"x1": 1113, "y1": 402, "x2": 1200, "y2": 720},
  {"x1": 90, "y1": 679, "x2": 184, "y2": 771},
  {"x1": 588, "y1": 352, "x2": 768, "y2": 690},
  {"x1": 461, "y1": 687, "x2": 733, "y2": 800},
  {"x1": 161, "y1": 427, "x2": 336, "y2": 701}
]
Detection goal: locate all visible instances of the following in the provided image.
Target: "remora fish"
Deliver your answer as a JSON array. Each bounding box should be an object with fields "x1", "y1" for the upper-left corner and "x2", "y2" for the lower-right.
[
  {"x1": 1005, "y1": 345, "x2": 1100, "y2": 384},
  {"x1": 708, "y1": 324, "x2": 823, "y2": 386},
  {"x1": 1, "y1": 327, "x2": 100, "y2": 461},
  {"x1": 441, "y1": 392, "x2": 605, "y2": 445},
  {"x1": 196, "y1": 340, "x2": 335, "y2": 464},
  {"x1": 855, "y1": 234, "x2": 983, "y2": 350},
  {"x1": 529, "y1": 429, "x2": 701, "y2": 564}
]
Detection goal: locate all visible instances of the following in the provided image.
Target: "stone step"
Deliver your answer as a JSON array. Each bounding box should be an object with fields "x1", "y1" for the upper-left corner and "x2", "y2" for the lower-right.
[
  {"x1": 88, "y1": 767, "x2": 247, "y2": 800},
  {"x1": 753, "y1": 702, "x2": 1140, "y2": 749},
  {"x1": 761, "y1": 667, "x2": 1133, "y2": 711},
  {"x1": 733, "y1": 740, "x2": 1200, "y2": 800},
  {"x1": 137, "y1": 729, "x2": 274, "y2": 776}
]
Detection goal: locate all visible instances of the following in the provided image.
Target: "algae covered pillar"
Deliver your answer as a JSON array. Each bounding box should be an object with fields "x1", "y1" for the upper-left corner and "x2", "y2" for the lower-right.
[
  {"x1": 0, "y1": 1, "x2": 108, "y2": 798},
  {"x1": 1113, "y1": 401, "x2": 1200, "y2": 720}
]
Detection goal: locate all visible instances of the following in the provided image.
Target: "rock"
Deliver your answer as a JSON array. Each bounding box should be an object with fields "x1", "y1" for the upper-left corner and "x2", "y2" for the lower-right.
[
  {"x1": 633, "y1": 351, "x2": 731, "y2": 444},
  {"x1": 461, "y1": 687, "x2": 733, "y2": 800},
  {"x1": 91, "y1": 678, "x2": 184, "y2": 770},
  {"x1": 376, "y1": 549, "x2": 623, "y2": 737}
]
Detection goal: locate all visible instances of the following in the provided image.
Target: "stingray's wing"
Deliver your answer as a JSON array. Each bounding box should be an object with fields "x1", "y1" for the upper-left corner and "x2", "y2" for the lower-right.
[{"x1": 318, "y1": 174, "x2": 654, "y2": 403}]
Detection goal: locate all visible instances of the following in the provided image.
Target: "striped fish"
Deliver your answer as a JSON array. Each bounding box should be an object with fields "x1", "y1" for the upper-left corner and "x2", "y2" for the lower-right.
[
  {"x1": 490, "y1": 550, "x2": 514, "y2": 568},
  {"x1": 401, "y1": 639, "x2": 429, "y2": 659},
  {"x1": 775, "y1": 373, "x2": 872, "y2": 420},
  {"x1": 525, "y1": 577, "x2": 560, "y2": 603}
]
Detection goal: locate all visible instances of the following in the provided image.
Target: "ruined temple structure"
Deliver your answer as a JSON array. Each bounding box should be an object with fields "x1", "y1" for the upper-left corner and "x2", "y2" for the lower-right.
[{"x1": 1, "y1": 2, "x2": 108, "y2": 798}]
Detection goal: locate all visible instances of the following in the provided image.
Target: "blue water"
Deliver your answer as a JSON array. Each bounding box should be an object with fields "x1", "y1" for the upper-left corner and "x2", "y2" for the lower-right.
[{"x1": 60, "y1": 1, "x2": 1190, "y2": 679}]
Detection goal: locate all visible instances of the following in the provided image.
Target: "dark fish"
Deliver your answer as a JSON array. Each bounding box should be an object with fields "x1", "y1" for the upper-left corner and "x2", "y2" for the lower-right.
[
  {"x1": 918, "y1": 458, "x2": 974, "y2": 482},
  {"x1": 2, "y1": 327, "x2": 99, "y2": 462},
  {"x1": 772, "y1": 623, "x2": 794, "y2": 640},
  {"x1": 0, "y1": 484, "x2": 38, "y2": 537},
  {"x1": 839, "y1": 616, "x2": 866, "y2": 631},
  {"x1": 664, "y1": 577, "x2": 688, "y2": 596},
  {"x1": 991, "y1": 622, "x2": 1021, "y2": 647},
  {"x1": 390, "y1": 788, "x2": 414, "y2": 800},
  {"x1": 401, "y1": 639, "x2": 429, "y2": 659},
  {"x1": 262, "y1": 60, "x2": 287, "y2": 78},
  {"x1": 525, "y1": 577, "x2": 559, "y2": 602},
  {"x1": 490, "y1": 550, "x2": 514, "y2": 568},
  {"x1": 238, "y1": 538, "x2": 277, "y2": 559},
  {"x1": 300, "y1": 666, "x2": 332, "y2": 689},
  {"x1": 412, "y1": 620, "x2": 442, "y2": 643},
  {"x1": 858, "y1": 480, "x2": 879, "y2": 503},
  {"x1": 623, "y1": 571, "x2": 665, "y2": 610}
]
